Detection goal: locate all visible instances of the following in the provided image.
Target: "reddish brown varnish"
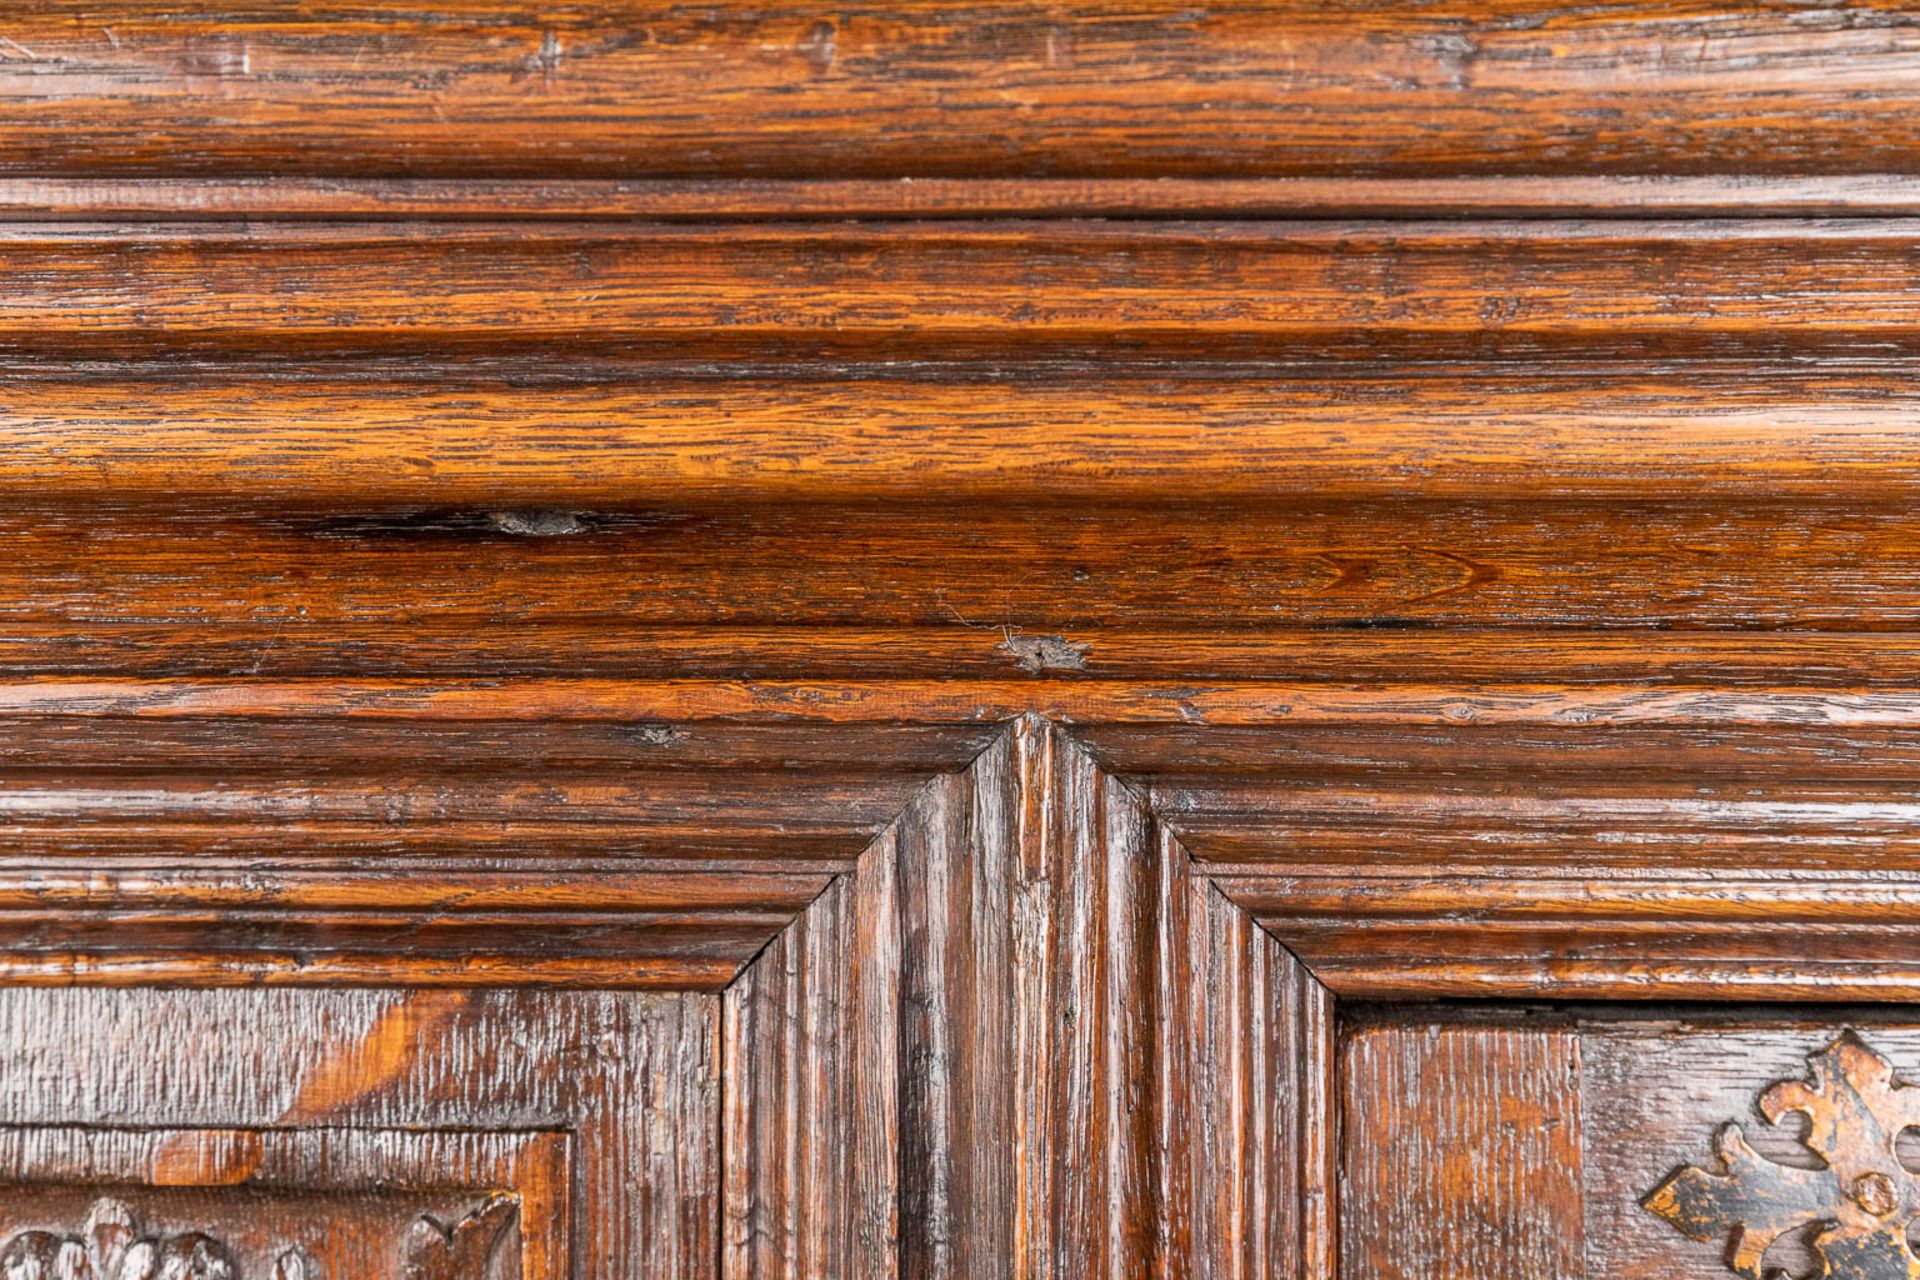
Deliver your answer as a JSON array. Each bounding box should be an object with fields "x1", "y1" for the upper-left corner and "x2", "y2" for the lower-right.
[{"x1": 2, "y1": 3, "x2": 1918, "y2": 1277}]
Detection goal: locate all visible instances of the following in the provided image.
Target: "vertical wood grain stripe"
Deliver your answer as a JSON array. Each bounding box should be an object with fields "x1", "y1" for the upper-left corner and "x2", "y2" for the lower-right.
[
  {"x1": 1160, "y1": 830, "x2": 1338, "y2": 1280},
  {"x1": 725, "y1": 727, "x2": 1193, "y2": 1277},
  {"x1": 1294, "y1": 963, "x2": 1337, "y2": 1279},
  {"x1": 722, "y1": 832, "x2": 900, "y2": 1280},
  {"x1": 896, "y1": 750, "x2": 1014, "y2": 1280},
  {"x1": 1340, "y1": 1022, "x2": 1583, "y2": 1280}
]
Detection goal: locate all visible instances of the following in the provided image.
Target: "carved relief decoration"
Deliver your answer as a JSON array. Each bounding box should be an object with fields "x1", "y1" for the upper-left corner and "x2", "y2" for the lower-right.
[
  {"x1": 0, "y1": 1195, "x2": 520, "y2": 1280},
  {"x1": 0, "y1": 1197, "x2": 311, "y2": 1280},
  {"x1": 1643, "y1": 1032, "x2": 1920, "y2": 1279},
  {"x1": 402, "y1": 1197, "x2": 518, "y2": 1280}
]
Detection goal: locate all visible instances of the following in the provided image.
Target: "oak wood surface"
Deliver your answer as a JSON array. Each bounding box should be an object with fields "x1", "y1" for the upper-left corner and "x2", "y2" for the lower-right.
[
  {"x1": 1580, "y1": 1015, "x2": 1920, "y2": 1280},
  {"x1": 1342, "y1": 1020, "x2": 1584, "y2": 1280},
  {"x1": 1339, "y1": 1010, "x2": 1920, "y2": 1279},
  {"x1": 15, "y1": 368, "x2": 1920, "y2": 507},
  {"x1": 15, "y1": 175, "x2": 1920, "y2": 222},
  {"x1": 726, "y1": 723, "x2": 1176, "y2": 1278},
  {"x1": 4, "y1": 2, "x2": 1920, "y2": 182},
  {"x1": 7, "y1": 1, "x2": 1920, "y2": 1275},
  {"x1": 0, "y1": 988, "x2": 715, "y2": 1278},
  {"x1": 10, "y1": 506, "x2": 1920, "y2": 636},
  {"x1": 3, "y1": 221, "x2": 1920, "y2": 362}
]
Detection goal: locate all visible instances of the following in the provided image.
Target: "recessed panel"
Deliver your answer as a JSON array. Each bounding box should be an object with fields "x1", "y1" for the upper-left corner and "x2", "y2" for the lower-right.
[
  {"x1": 0, "y1": 988, "x2": 714, "y2": 1280},
  {"x1": 1342, "y1": 1008, "x2": 1920, "y2": 1280}
]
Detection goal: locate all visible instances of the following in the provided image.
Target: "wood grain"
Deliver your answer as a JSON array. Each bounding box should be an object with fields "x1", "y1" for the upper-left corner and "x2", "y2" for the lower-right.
[
  {"x1": 722, "y1": 826, "x2": 900, "y2": 1279},
  {"x1": 1317, "y1": 1012, "x2": 1920, "y2": 1279},
  {"x1": 6, "y1": 677, "x2": 1914, "y2": 727},
  {"x1": 0, "y1": 715, "x2": 991, "y2": 986},
  {"x1": 8, "y1": 624, "x2": 1920, "y2": 684},
  {"x1": 17, "y1": 369, "x2": 1920, "y2": 508},
  {"x1": 723, "y1": 722, "x2": 1344, "y2": 1277},
  {"x1": 0, "y1": 988, "x2": 716, "y2": 1279},
  {"x1": 6, "y1": 673, "x2": 1912, "y2": 996},
  {"x1": 12, "y1": 504, "x2": 1920, "y2": 636},
  {"x1": 1581, "y1": 1015, "x2": 1920, "y2": 1280},
  {"x1": 1341, "y1": 1016, "x2": 1584, "y2": 1280},
  {"x1": 14, "y1": 175, "x2": 1920, "y2": 222},
  {"x1": 725, "y1": 723, "x2": 1170, "y2": 1277},
  {"x1": 0, "y1": 1129, "x2": 568, "y2": 1280},
  {"x1": 2, "y1": 222, "x2": 1919, "y2": 360},
  {"x1": 4, "y1": 2, "x2": 1920, "y2": 182},
  {"x1": 1166, "y1": 845, "x2": 1336, "y2": 1280},
  {"x1": 1130, "y1": 695, "x2": 1920, "y2": 1000},
  {"x1": 11, "y1": 0, "x2": 1920, "y2": 1271}
]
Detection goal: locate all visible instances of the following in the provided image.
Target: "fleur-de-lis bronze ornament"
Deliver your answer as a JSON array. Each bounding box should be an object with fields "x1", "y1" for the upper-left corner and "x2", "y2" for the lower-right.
[{"x1": 1644, "y1": 1032, "x2": 1920, "y2": 1279}]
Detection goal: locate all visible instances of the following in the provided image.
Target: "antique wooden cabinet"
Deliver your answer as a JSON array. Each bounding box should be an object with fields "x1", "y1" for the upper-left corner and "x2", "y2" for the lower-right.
[{"x1": 7, "y1": 2, "x2": 1920, "y2": 1277}]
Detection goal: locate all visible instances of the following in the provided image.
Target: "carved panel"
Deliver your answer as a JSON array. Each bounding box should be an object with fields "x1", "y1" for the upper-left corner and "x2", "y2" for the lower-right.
[
  {"x1": 0, "y1": 1197, "x2": 304, "y2": 1280},
  {"x1": 404, "y1": 1199, "x2": 521, "y2": 1280},
  {"x1": 1644, "y1": 1032, "x2": 1920, "y2": 1279},
  {"x1": 15, "y1": 0, "x2": 1920, "y2": 1277},
  {"x1": 0, "y1": 1194, "x2": 525, "y2": 1280},
  {"x1": 0, "y1": 989, "x2": 706, "y2": 1278},
  {"x1": 0, "y1": 1127, "x2": 565, "y2": 1280}
]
